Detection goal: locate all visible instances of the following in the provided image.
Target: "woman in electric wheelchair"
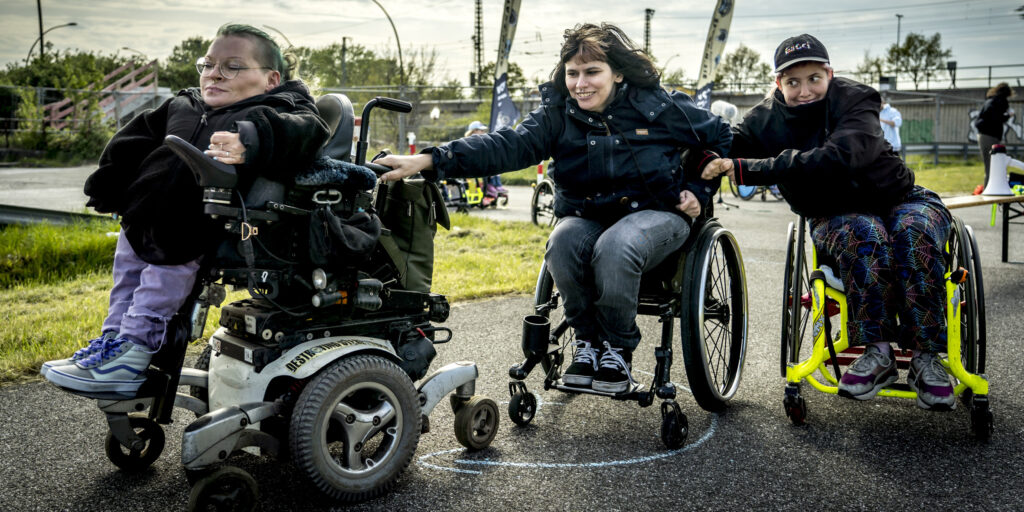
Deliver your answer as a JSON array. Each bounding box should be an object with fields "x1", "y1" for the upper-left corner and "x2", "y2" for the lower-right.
[
  {"x1": 378, "y1": 22, "x2": 731, "y2": 395},
  {"x1": 703, "y1": 34, "x2": 958, "y2": 410},
  {"x1": 43, "y1": 23, "x2": 330, "y2": 395}
]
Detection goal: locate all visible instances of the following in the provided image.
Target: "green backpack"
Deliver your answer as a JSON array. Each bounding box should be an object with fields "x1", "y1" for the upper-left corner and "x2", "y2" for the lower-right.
[{"x1": 376, "y1": 178, "x2": 450, "y2": 293}]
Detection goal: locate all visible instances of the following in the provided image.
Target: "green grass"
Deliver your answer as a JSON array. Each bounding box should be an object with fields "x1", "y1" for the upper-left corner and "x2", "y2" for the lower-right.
[
  {"x1": 0, "y1": 215, "x2": 549, "y2": 383},
  {"x1": 904, "y1": 155, "x2": 985, "y2": 195}
]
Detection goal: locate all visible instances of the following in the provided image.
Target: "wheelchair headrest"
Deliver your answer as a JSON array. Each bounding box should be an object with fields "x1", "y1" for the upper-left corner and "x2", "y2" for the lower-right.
[{"x1": 316, "y1": 93, "x2": 356, "y2": 162}]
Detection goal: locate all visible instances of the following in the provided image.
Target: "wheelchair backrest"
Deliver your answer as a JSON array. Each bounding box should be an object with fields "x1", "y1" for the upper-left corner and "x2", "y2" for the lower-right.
[{"x1": 316, "y1": 93, "x2": 356, "y2": 162}]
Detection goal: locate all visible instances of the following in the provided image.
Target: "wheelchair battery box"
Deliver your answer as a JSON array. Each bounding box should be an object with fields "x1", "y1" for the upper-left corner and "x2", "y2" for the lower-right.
[{"x1": 220, "y1": 299, "x2": 313, "y2": 344}]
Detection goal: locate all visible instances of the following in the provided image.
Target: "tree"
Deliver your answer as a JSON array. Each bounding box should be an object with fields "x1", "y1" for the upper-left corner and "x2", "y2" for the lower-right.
[
  {"x1": 853, "y1": 51, "x2": 887, "y2": 87},
  {"x1": 886, "y1": 32, "x2": 952, "y2": 91},
  {"x1": 477, "y1": 61, "x2": 526, "y2": 90},
  {"x1": 713, "y1": 44, "x2": 772, "y2": 94},
  {"x1": 160, "y1": 36, "x2": 212, "y2": 92}
]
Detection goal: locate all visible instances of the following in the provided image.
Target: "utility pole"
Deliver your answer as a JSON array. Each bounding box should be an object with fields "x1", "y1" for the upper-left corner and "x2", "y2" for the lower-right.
[
  {"x1": 36, "y1": 0, "x2": 44, "y2": 60},
  {"x1": 341, "y1": 36, "x2": 350, "y2": 87},
  {"x1": 644, "y1": 9, "x2": 655, "y2": 55},
  {"x1": 895, "y1": 13, "x2": 903, "y2": 47},
  {"x1": 473, "y1": 0, "x2": 483, "y2": 92}
]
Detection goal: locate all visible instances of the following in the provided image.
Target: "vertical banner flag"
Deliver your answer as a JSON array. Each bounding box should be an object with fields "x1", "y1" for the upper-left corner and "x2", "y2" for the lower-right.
[
  {"x1": 489, "y1": 0, "x2": 522, "y2": 131},
  {"x1": 695, "y1": 0, "x2": 735, "y2": 109}
]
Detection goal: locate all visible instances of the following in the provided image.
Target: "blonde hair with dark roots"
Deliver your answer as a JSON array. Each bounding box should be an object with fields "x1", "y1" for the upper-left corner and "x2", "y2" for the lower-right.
[
  {"x1": 987, "y1": 82, "x2": 1014, "y2": 99},
  {"x1": 216, "y1": 23, "x2": 297, "y2": 81},
  {"x1": 550, "y1": 23, "x2": 659, "y2": 96}
]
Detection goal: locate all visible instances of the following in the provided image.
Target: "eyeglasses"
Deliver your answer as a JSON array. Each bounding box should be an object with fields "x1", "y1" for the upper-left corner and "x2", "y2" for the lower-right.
[{"x1": 195, "y1": 57, "x2": 271, "y2": 79}]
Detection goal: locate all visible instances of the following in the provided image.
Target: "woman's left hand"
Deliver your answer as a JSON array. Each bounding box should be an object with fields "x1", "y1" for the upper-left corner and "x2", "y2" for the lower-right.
[
  {"x1": 676, "y1": 190, "x2": 701, "y2": 218},
  {"x1": 205, "y1": 131, "x2": 245, "y2": 164}
]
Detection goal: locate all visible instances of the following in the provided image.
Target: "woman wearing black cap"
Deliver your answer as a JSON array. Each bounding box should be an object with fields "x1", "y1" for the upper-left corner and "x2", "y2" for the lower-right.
[{"x1": 702, "y1": 34, "x2": 957, "y2": 411}]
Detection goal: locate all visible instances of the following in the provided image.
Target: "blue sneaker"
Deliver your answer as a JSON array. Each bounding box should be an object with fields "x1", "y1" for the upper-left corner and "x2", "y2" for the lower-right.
[
  {"x1": 46, "y1": 338, "x2": 155, "y2": 395},
  {"x1": 39, "y1": 331, "x2": 118, "y2": 377}
]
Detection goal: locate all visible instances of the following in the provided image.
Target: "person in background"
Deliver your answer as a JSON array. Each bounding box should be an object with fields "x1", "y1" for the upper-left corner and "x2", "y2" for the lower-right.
[
  {"x1": 465, "y1": 120, "x2": 509, "y2": 204},
  {"x1": 974, "y1": 82, "x2": 1015, "y2": 194},
  {"x1": 879, "y1": 94, "x2": 903, "y2": 159}
]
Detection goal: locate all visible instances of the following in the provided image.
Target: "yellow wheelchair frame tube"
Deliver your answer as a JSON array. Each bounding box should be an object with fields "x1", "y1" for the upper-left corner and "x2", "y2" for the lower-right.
[{"x1": 784, "y1": 247, "x2": 988, "y2": 398}]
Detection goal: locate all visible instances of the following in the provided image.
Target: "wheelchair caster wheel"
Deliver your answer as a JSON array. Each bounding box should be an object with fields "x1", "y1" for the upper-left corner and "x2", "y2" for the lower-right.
[
  {"x1": 105, "y1": 414, "x2": 165, "y2": 472},
  {"x1": 454, "y1": 396, "x2": 499, "y2": 450},
  {"x1": 508, "y1": 392, "x2": 537, "y2": 426},
  {"x1": 660, "y1": 402, "x2": 688, "y2": 449},
  {"x1": 971, "y1": 404, "x2": 993, "y2": 442},
  {"x1": 783, "y1": 394, "x2": 807, "y2": 425},
  {"x1": 188, "y1": 466, "x2": 258, "y2": 512}
]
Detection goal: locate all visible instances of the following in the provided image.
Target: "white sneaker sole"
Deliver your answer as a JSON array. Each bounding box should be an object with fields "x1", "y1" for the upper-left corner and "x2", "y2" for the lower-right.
[{"x1": 46, "y1": 367, "x2": 145, "y2": 394}]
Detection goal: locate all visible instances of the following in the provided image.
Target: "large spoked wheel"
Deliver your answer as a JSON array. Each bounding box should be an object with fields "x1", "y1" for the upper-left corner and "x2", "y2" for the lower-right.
[
  {"x1": 289, "y1": 355, "x2": 420, "y2": 502},
  {"x1": 680, "y1": 222, "x2": 748, "y2": 412},
  {"x1": 949, "y1": 218, "x2": 986, "y2": 401},
  {"x1": 187, "y1": 466, "x2": 259, "y2": 512},
  {"x1": 105, "y1": 414, "x2": 166, "y2": 472},
  {"x1": 779, "y1": 220, "x2": 813, "y2": 378},
  {"x1": 534, "y1": 262, "x2": 570, "y2": 377},
  {"x1": 531, "y1": 179, "x2": 557, "y2": 227},
  {"x1": 453, "y1": 396, "x2": 500, "y2": 450}
]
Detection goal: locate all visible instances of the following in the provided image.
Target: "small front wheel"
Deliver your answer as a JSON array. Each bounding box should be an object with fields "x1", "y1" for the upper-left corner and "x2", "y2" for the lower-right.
[
  {"x1": 508, "y1": 392, "x2": 537, "y2": 426},
  {"x1": 105, "y1": 414, "x2": 165, "y2": 472},
  {"x1": 660, "y1": 403, "x2": 688, "y2": 449},
  {"x1": 454, "y1": 396, "x2": 500, "y2": 450},
  {"x1": 784, "y1": 394, "x2": 807, "y2": 425},
  {"x1": 187, "y1": 466, "x2": 259, "y2": 512}
]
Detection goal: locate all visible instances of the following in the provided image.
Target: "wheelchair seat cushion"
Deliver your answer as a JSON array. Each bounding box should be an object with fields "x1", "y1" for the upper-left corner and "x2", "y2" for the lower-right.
[{"x1": 296, "y1": 156, "x2": 378, "y2": 190}]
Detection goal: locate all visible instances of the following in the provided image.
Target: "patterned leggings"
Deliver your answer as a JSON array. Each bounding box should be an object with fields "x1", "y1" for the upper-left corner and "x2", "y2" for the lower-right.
[{"x1": 810, "y1": 186, "x2": 952, "y2": 352}]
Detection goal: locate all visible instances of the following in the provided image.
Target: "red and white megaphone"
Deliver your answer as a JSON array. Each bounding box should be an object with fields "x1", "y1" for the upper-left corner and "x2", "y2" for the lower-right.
[{"x1": 982, "y1": 145, "x2": 1024, "y2": 196}]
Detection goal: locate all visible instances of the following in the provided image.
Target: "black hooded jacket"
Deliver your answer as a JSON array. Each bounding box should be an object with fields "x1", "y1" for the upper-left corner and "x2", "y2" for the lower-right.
[
  {"x1": 975, "y1": 94, "x2": 1010, "y2": 139},
  {"x1": 84, "y1": 80, "x2": 329, "y2": 264},
  {"x1": 729, "y1": 77, "x2": 914, "y2": 218}
]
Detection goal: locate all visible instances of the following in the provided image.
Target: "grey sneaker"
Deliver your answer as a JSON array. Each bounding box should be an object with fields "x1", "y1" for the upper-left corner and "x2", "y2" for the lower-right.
[
  {"x1": 908, "y1": 352, "x2": 956, "y2": 411},
  {"x1": 46, "y1": 338, "x2": 155, "y2": 395},
  {"x1": 838, "y1": 345, "x2": 898, "y2": 400},
  {"x1": 563, "y1": 340, "x2": 599, "y2": 387},
  {"x1": 40, "y1": 331, "x2": 118, "y2": 377}
]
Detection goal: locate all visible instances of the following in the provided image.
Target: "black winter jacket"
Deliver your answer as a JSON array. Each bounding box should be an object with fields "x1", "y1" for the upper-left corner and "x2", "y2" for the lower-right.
[
  {"x1": 426, "y1": 82, "x2": 731, "y2": 224},
  {"x1": 975, "y1": 95, "x2": 1010, "y2": 139},
  {"x1": 729, "y1": 77, "x2": 914, "y2": 218},
  {"x1": 85, "y1": 80, "x2": 329, "y2": 264}
]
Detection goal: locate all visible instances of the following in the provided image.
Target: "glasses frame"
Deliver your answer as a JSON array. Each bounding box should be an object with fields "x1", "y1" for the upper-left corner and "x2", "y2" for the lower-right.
[{"x1": 195, "y1": 57, "x2": 272, "y2": 79}]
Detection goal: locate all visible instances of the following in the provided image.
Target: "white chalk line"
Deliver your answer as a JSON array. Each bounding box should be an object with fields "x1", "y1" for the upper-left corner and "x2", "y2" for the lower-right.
[{"x1": 417, "y1": 413, "x2": 719, "y2": 474}]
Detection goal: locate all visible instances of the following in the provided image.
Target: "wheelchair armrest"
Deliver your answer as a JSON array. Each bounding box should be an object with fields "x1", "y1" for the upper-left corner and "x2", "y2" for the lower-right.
[{"x1": 164, "y1": 134, "x2": 239, "y2": 189}]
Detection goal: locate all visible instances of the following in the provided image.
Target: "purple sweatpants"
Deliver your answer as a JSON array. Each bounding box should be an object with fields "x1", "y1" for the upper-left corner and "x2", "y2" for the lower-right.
[{"x1": 101, "y1": 231, "x2": 201, "y2": 349}]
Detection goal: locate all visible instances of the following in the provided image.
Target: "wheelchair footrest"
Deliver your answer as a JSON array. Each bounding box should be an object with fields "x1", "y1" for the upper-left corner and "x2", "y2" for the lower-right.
[{"x1": 551, "y1": 380, "x2": 645, "y2": 400}]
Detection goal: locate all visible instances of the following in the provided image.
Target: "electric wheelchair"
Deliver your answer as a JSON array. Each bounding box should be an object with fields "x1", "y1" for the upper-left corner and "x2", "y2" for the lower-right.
[
  {"x1": 779, "y1": 215, "x2": 993, "y2": 440},
  {"x1": 52, "y1": 95, "x2": 499, "y2": 509},
  {"x1": 507, "y1": 204, "x2": 749, "y2": 449}
]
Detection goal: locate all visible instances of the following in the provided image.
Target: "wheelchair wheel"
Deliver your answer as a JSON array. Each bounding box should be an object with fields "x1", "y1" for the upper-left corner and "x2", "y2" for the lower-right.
[
  {"x1": 187, "y1": 466, "x2": 258, "y2": 512},
  {"x1": 453, "y1": 396, "x2": 500, "y2": 450},
  {"x1": 779, "y1": 220, "x2": 812, "y2": 377},
  {"x1": 531, "y1": 180, "x2": 557, "y2": 227},
  {"x1": 104, "y1": 413, "x2": 165, "y2": 472},
  {"x1": 289, "y1": 354, "x2": 420, "y2": 502},
  {"x1": 680, "y1": 222, "x2": 748, "y2": 412},
  {"x1": 731, "y1": 183, "x2": 756, "y2": 200},
  {"x1": 532, "y1": 262, "x2": 570, "y2": 377},
  {"x1": 189, "y1": 344, "x2": 212, "y2": 409},
  {"x1": 508, "y1": 391, "x2": 537, "y2": 426},
  {"x1": 950, "y1": 218, "x2": 987, "y2": 411}
]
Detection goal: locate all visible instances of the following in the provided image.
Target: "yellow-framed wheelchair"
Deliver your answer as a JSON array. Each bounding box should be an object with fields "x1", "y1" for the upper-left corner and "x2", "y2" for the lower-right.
[{"x1": 779, "y1": 215, "x2": 992, "y2": 440}]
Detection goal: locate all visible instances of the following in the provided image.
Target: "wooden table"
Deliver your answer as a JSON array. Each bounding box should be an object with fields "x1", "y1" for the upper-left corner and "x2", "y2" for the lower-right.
[{"x1": 943, "y1": 194, "x2": 1024, "y2": 262}]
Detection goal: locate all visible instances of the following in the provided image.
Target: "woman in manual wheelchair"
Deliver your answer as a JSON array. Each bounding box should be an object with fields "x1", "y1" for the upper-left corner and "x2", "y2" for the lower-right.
[
  {"x1": 378, "y1": 23, "x2": 747, "y2": 448},
  {"x1": 703, "y1": 34, "x2": 991, "y2": 437},
  {"x1": 43, "y1": 23, "x2": 329, "y2": 395}
]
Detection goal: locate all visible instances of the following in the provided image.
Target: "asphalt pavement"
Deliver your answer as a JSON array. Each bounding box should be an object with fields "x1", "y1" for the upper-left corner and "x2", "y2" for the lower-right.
[{"x1": 1, "y1": 168, "x2": 1023, "y2": 510}]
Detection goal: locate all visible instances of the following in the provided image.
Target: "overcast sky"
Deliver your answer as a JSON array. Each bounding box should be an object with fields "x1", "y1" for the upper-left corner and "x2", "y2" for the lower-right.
[{"x1": 1, "y1": 0, "x2": 1021, "y2": 88}]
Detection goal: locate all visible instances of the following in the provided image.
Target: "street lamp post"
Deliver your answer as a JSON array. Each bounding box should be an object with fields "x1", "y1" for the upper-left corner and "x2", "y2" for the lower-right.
[
  {"x1": 121, "y1": 46, "x2": 146, "y2": 60},
  {"x1": 26, "y1": 22, "x2": 77, "y2": 62},
  {"x1": 371, "y1": 0, "x2": 407, "y2": 152}
]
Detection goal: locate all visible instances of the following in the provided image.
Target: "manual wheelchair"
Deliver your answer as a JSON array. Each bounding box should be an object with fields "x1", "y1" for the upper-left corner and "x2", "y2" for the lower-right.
[
  {"x1": 51, "y1": 94, "x2": 499, "y2": 509},
  {"x1": 506, "y1": 207, "x2": 749, "y2": 449},
  {"x1": 779, "y1": 215, "x2": 993, "y2": 440}
]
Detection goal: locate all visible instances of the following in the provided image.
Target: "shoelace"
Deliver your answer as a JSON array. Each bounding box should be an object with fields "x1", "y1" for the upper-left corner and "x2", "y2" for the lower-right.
[
  {"x1": 71, "y1": 336, "x2": 106, "y2": 360},
  {"x1": 850, "y1": 348, "x2": 890, "y2": 372},
  {"x1": 917, "y1": 353, "x2": 950, "y2": 384},
  {"x1": 573, "y1": 340, "x2": 598, "y2": 369},
  {"x1": 599, "y1": 341, "x2": 635, "y2": 384},
  {"x1": 79, "y1": 338, "x2": 129, "y2": 367}
]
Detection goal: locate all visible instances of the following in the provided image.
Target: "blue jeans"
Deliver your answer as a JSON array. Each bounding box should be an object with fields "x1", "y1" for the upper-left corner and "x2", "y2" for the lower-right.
[
  {"x1": 545, "y1": 210, "x2": 691, "y2": 351},
  {"x1": 101, "y1": 231, "x2": 201, "y2": 349}
]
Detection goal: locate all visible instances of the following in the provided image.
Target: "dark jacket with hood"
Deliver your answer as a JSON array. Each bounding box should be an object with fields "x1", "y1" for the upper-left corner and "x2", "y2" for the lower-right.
[
  {"x1": 727, "y1": 77, "x2": 914, "y2": 218},
  {"x1": 424, "y1": 81, "x2": 731, "y2": 224},
  {"x1": 84, "y1": 80, "x2": 329, "y2": 264},
  {"x1": 975, "y1": 94, "x2": 1011, "y2": 139}
]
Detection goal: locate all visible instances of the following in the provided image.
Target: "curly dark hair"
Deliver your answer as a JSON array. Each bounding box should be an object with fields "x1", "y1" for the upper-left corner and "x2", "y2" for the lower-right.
[
  {"x1": 216, "y1": 23, "x2": 293, "y2": 80},
  {"x1": 549, "y1": 23, "x2": 660, "y2": 96}
]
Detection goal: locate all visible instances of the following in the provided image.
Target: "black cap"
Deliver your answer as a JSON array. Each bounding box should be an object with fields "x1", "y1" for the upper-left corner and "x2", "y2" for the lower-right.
[{"x1": 774, "y1": 34, "x2": 830, "y2": 73}]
